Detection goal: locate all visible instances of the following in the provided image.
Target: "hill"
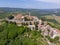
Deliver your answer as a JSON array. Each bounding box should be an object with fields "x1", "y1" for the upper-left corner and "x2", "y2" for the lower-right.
[
  {"x1": 0, "y1": 22, "x2": 48, "y2": 45},
  {"x1": 0, "y1": 22, "x2": 60, "y2": 45},
  {"x1": 0, "y1": 7, "x2": 60, "y2": 18}
]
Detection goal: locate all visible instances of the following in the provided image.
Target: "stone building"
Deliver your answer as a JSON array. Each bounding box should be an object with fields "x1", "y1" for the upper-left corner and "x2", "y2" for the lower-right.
[{"x1": 6, "y1": 13, "x2": 42, "y2": 30}]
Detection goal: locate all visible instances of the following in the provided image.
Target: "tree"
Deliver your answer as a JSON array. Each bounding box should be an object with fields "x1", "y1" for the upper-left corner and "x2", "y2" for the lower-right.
[
  {"x1": 8, "y1": 15, "x2": 14, "y2": 19},
  {"x1": 0, "y1": 25, "x2": 4, "y2": 32}
]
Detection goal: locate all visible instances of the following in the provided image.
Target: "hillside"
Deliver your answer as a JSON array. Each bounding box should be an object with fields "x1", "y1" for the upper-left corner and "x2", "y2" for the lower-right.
[
  {"x1": 0, "y1": 21, "x2": 60, "y2": 45},
  {"x1": 41, "y1": 15, "x2": 60, "y2": 29},
  {"x1": 41, "y1": 15, "x2": 60, "y2": 24},
  {"x1": 0, "y1": 7, "x2": 60, "y2": 18},
  {"x1": 0, "y1": 22, "x2": 48, "y2": 45}
]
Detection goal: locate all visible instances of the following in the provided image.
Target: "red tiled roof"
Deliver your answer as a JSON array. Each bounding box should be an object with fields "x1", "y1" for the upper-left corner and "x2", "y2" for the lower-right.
[
  {"x1": 38, "y1": 24, "x2": 43, "y2": 27},
  {"x1": 56, "y1": 30, "x2": 60, "y2": 34},
  {"x1": 14, "y1": 14, "x2": 23, "y2": 19},
  {"x1": 25, "y1": 15, "x2": 33, "y2": 19},
  {"x1": 29, "y1": 16, "x2": 33, "y2": 19}
]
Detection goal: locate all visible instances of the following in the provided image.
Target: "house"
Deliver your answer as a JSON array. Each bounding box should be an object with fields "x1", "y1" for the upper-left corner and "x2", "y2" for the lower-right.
[
  {"x1": 39, "y1": 19, "x2": 42, "y2": 25},
  {"x1": 14, "y1": 14, "x2": 24, "y2": 21},
  {"x1": 28, "y1": 25, "x2": 35, "y2": 30},
  {"x1": 50, "y1": 29, "x2": 60, "y2": 38}
]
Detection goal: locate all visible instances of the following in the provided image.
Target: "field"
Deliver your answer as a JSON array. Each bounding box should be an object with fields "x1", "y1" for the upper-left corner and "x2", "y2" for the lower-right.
[
  {"x1": 41, "y1": 15, "x2": 60, "y2": 29},
  {"x1": 41, "y1": 15, "x2": 60, "y2": 24}
]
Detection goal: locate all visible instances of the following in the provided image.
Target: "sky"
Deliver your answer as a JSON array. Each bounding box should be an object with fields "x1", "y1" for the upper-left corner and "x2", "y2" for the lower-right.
[{"x1": 0, "y1": 0, "x2": 60, "y2": 9}]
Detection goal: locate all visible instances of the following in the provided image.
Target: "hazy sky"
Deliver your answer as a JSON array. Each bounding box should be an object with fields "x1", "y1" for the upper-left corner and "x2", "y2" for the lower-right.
[{"x1": 0, "y1": 0, "x2": 60, "y2": 9}]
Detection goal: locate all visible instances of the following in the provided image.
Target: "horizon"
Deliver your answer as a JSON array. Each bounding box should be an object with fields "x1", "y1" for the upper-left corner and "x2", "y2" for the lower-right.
[
  {"x1": 0, "y1": 0, "x2": 60, "y2": 9},
  {"x1": 0, "y1": 7, "x2": 60, "y2": 9}
]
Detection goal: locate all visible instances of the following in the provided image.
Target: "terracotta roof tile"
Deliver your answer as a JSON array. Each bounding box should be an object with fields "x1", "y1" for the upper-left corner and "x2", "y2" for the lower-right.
[
  {"x1": 14, "y1": 14, "x2": 23, "y2": 19},
  {"x1": 56, "y1": 30, "x2": 60, "y2": 34}
]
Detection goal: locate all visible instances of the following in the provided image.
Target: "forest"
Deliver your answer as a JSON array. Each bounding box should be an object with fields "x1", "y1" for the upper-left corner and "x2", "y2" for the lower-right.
[{"x1": 0, "y1": 21, "x2": 60, "y2": 45}]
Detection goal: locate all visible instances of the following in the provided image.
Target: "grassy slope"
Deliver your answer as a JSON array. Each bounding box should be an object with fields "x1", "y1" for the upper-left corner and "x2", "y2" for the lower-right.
[
  {"x1": 0, "y1": 22, "x2": 48, "y2": 45},
  {"x1": 41, "y1": 15, "x2": 60, "y2": 29},
  {"x1": 41, "y1": 15, "x2": 60, "y2": 24}
]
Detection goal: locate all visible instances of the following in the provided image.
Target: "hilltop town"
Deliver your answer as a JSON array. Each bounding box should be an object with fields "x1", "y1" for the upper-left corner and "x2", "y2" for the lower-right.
[
  {"x1": 0, "y1": 0, "x2": 60, "y2": 44},
  {"x1": 4, "y1": 12, "x2": 60, "y2": 39},
  {"x1": 0, "y1": 12, "x2": 60, "y2": 45}
]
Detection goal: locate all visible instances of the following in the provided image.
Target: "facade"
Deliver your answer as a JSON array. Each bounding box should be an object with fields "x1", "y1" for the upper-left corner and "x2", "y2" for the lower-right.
[
  {"x1": 28, "y1": 25, "x2": 35, "y2": 30},
  {"x1": 51, "y1": 30, "x2": 60, "y2": 38}
]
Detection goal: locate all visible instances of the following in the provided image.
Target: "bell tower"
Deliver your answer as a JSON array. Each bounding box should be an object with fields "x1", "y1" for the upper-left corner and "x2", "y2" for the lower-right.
[{"x1": 28, "y1": 12, "x2": 31, "y2": 16}]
